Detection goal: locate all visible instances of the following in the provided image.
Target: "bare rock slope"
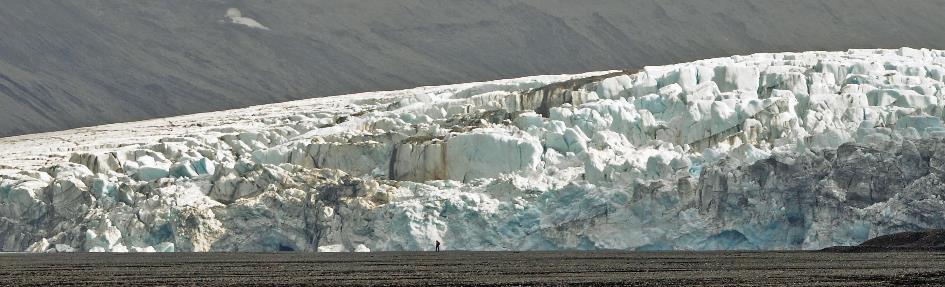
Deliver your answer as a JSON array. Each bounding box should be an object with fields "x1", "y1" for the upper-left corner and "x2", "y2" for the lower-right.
[{"x1": 3, "y1": 0, "x2": 945, "y2": 136}]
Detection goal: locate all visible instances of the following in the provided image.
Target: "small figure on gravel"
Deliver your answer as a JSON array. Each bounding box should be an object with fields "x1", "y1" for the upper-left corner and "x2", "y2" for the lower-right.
[{"x1": 435, "y1": 240, "x2": 441, "y2": 252}]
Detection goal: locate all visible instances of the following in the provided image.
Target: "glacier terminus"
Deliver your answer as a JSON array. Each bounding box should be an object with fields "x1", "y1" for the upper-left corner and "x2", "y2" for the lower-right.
[{"x1": 3, "y1": 48, "x2": 945, "y2": 252}]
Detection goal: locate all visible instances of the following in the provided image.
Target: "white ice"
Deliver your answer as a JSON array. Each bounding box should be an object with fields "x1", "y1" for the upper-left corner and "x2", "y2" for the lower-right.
[{"x1": 3, "y1": 49, "x2": 945, "y2": 252}]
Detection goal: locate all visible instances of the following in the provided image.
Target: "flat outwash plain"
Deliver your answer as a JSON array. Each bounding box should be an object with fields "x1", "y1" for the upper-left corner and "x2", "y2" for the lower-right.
[{"x1": 1, "y1": 251, "x2": 944, "y2": 286}]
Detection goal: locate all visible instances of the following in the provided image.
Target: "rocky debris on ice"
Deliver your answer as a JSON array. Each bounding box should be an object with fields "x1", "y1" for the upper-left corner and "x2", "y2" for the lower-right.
[
  {"x1": 823, "y1": 229, "x2": 945, "y2": 252},
  {"x1": 3, "y1": 48, "x2": 945, "y2": 252}
]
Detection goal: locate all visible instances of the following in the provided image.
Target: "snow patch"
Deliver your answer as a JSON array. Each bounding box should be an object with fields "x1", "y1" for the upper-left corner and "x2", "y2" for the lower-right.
[{"x1": 223, "y1": 8, "x2": 269, "y2": 30}]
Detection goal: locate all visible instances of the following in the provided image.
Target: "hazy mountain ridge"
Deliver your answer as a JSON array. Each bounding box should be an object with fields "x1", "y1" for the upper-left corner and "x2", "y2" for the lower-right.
[{"x1": 2, "y1": 0, "x2": 945, "y2": 137}]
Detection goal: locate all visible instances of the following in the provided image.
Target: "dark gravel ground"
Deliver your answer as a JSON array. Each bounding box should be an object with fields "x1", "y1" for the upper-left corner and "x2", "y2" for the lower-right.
[{"x1": 1, "y1": 251, "x2": 944, "y2": 286}]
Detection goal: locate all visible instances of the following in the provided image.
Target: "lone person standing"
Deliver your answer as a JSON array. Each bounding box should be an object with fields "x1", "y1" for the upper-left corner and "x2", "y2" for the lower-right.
[{"x1": 435, "y1": 240, "x2": 441, "y2": 252}]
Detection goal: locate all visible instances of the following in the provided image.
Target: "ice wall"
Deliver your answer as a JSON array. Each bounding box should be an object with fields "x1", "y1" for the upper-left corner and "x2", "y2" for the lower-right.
[{"x1": 4, "y1": 48, "x2": 945, "y2": 252}]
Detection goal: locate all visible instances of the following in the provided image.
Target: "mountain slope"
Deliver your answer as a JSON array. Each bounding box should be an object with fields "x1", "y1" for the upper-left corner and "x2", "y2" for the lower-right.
[{"x1": 2, "y1": 0, "x2": 945, "y2": 137}]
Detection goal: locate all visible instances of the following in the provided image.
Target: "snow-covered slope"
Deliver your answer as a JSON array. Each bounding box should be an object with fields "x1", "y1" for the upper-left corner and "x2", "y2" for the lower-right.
[{"x1": 5, "y1": 48, "x2": 945, "y2": 252}]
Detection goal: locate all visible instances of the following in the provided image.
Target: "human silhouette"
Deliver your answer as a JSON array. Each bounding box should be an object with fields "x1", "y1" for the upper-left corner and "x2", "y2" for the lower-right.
[{"x1": 435, "y1": 240, "x2": 441, "y2": 252}]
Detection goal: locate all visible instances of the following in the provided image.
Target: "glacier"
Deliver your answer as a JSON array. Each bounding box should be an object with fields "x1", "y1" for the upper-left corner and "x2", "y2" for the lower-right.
[{"x1": 3, "y1": 48, "x2": 945, "y2": 252}]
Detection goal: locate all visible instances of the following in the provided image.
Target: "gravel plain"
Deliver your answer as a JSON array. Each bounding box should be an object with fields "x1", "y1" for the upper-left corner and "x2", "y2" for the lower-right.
[{"x1": 2, "y1": 251, "x2": 944, "y2": 286}]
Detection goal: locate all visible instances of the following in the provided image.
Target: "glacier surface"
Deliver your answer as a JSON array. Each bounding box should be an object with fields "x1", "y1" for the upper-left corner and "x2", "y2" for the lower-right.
[{"x1": 4, "y1": 48, "x2": 945, "y2": 252}]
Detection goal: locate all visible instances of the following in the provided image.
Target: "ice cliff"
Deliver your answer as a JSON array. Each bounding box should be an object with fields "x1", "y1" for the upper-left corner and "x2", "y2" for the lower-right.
[{"x1": 4, "y1": 48, "x2": 945, "y2": 252}]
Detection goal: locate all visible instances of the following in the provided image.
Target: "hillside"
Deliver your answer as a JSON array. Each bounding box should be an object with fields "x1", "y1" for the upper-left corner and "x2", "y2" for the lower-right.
[{"x1": 3, "y1": 0, "x2": 945, "y2": 136}]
